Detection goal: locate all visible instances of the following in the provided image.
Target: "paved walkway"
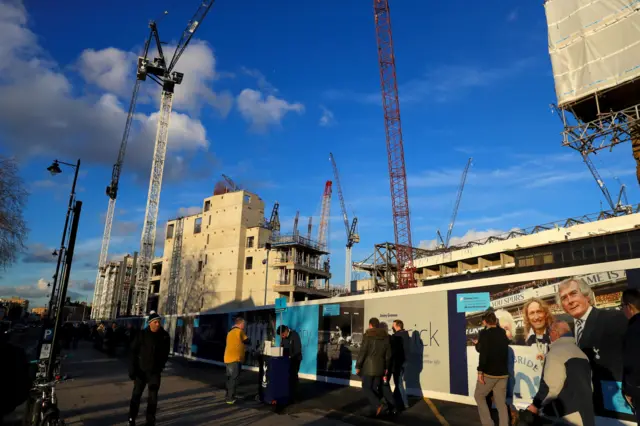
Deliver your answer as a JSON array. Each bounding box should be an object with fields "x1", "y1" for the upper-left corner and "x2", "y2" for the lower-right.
[{"x1": 48, "y1": 342, "x2": 481, "y2": 425}]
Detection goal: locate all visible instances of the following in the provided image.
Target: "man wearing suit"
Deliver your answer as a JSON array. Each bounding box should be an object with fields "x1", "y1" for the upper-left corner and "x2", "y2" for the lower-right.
[{"x1": 557, "y1": 277, "x2": 628, "y2": 415}]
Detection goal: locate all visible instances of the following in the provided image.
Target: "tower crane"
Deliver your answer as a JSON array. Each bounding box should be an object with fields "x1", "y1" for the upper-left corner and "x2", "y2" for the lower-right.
[
  {"x1": 92, "y1": 26, "x2": 158, "y2": 318},
  {"x1": 373, "y1": 0, "x2": 416, "y2": 288},
  {"x1": 307, "y1": 216, "x2": 313, "y2": 240},
  {"x1": 293, "y1": 210, "x2": 300, "y2": 236},
  {"x1": 317, "y1": 181, "x2": 333, "y2": 251},
  {"x1": 132, "y1": 0, "x2": 216, "y2": 316},
  {"x1": 437, "y1": 158, "x2": 472, "y2": 248},
  {"x1": 582, "y1": 153, "x2": 631, "y2": 214},
  {"x1": 329, "y1": 153, "x2": 359, "y2": 287}
]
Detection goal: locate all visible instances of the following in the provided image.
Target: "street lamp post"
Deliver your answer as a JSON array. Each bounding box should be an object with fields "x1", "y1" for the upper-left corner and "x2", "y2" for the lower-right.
[{"x1": 47, "y1": 159, "x2": 80, "y2": 319}]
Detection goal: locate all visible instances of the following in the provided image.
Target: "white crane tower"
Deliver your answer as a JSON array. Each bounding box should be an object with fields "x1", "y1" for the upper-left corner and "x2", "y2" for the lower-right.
[{"x1": 131, "y1": 1, "x2": 215, "y2": 315}]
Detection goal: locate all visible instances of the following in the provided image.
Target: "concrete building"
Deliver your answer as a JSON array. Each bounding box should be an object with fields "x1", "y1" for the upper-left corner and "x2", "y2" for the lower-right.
[
  {"x1": 91, "y1": 253, "x2": 139, "y2": 320},
  {"x1": 155, "y1": 189, "x2": 332, "y2": 315},
  {"x1": 31, "y1": 307, "x2": 47, "y2": 317}
]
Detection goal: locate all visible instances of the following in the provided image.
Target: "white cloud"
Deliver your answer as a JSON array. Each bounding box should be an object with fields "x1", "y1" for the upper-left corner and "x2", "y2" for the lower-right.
[
  {"x1": 236, "y1": 89, "x2": 304, "y2": 132},
  {"x1": 37, "y1": 278, "x2": 48, "y2": 290},
  {"x1": 0, "y1": 2, "x2": 213, "y2": 183},
  {"x1": 77, "y1": 47, "x2": 137, "y2": 98},
  {"x1": 319, "y1": 105, "x2": 335, "y2": 127}
]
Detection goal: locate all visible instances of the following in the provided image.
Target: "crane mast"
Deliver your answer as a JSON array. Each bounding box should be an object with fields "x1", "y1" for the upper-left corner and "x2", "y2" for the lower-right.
[
  {"x1": 445, "y1": 157, "x2": 472, "y2": 247},
  {"x1": 317, "y1": 181, "x2": 333, "y2": 251},
  {"x1": 132, "y1": 0, "x2": 215, "y2": 316},
  {"x1": 329, "y1": 153, "x2": 359, "y2": 287},
  {"x1": 166, "y1": 217, "x2": 184, "y2": 317},
  {"x1": 373, "y1": 0, "x2": 415, "y2": 288}
]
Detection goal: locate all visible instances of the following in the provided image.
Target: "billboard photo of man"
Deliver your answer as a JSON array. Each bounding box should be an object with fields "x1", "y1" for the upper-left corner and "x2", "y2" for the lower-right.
[{"x1": 557, "y1": 277, "x2": 628, "y2": 415}]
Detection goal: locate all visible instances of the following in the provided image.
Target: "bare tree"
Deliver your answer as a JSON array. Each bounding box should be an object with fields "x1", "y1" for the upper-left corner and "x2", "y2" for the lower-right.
[{"x1": 0, "y1": 155, "x2": 28, "y2": 270}]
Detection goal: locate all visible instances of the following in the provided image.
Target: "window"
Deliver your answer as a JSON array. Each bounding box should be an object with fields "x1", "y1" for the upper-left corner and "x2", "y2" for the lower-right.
[
  {"x1": 205, "y1": 254, "x2": 208, "y2": 265},
  {"x1": 198, "y1": 260, "x2": 203, "y2": 272},
  {"x1": 206, "y1": 234, "x2": 210, "y2": 245},
  {"x1": 244, "y1": 195, "x2": 251, "y2": 204},
  {"x1": 204, "y1": 200, "x2": 211, "y2": 212},
  {"x1": 194, "y1": 217, "x2": 202, "y2": 234},
  {"x1": 167, "y1": 224, "x2": 175, "y2": 239},
  {"x1": 208, "y1": 215, "x2": 211, "y2": 226},
  {"x1": 247, "y1": 236, "x2": 254, "y2": 248},
  {"x1": 245, "y1": 256, "x2": 253, "y2": 270}
]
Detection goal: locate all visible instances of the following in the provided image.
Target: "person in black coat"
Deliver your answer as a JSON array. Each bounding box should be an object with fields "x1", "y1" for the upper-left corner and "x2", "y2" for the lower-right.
[
  {"x1": 621, "y1": 288, "x2": 640, "y2": 422},
  {"x1": 277, "y1": 325, "x2": 303, "y2": 399},
  {"x1": 0, "y1": 333, "x2": 31, "y2": 423},
  {"x1": 557, "y1": 278, "x2": 628, "y2": 415},
  {"x1": 128, "y1": 312, "x2": 170, "y2": 426},
  {"x1": 356, "y1": 317, "x2": 395, "y2": 417},
  {"x1": 388, "y1": 319, "x2": 409, "y2": 410}
]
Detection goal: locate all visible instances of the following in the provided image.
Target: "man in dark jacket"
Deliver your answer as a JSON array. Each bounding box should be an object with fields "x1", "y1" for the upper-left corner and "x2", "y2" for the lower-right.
[
  {"x1": 526, "y1": 321, "x2": 595, "y2": 426},
  {"x1": 128, "y1": 312, "x2": 170, "y2": 426},
  {"x1": 622, "y1": 288, "x2": 640, "y2": 422},
  {"x1": 389, "y1": 319, "x2": 410, "y2": 410},
  {"x1": 277, "y1": 325, "x2": 303, "y2": 399},
  {"x1": 0, "y1": 333, "x2": 31, "y2": 423},
  {"x1": 356, "y1": 317, "x2": 395, "y2": 416},
  {"x1": 474, "y1": 310, "x2": 510, "y2": 426}
]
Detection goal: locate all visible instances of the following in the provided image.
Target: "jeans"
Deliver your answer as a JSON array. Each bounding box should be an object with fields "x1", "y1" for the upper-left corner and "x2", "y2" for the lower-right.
[
  {"x1": 390, "y1": 366, "x2": 408, "y2": 408},
  {"x1": 225, "y1": 362, "x2": 241, "y2": 400},
  {"x1": 474, "y1": 376, "x2": 508, "y2": 426},
  {"x1": 129, "y1": 373, "x2": 161, "y2": 425}
]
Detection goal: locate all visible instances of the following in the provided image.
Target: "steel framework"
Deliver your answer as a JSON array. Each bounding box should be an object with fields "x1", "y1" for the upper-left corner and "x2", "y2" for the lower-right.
[
  {"x1": 373, "y1": 0, "x2": 415, "y2": 288},
  {"x1": 317, "y1": 181, "x2": 333, "y2": 251}
]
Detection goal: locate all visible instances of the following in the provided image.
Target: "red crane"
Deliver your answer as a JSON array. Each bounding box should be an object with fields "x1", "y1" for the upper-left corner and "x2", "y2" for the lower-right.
[{"x1": 373, "y1": 0, "x2": 416, "y2": 288}]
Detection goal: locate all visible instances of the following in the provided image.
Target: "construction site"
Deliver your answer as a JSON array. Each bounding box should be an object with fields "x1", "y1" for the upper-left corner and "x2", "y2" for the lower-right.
[{"x1": 92, "y1": 0, "x2": 640, "y2": 320}]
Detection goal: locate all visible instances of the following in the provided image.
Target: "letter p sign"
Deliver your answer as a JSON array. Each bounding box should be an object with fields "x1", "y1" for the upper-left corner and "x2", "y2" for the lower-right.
[{"x1": 43, "y1": 328, "x2": 53, "y2": 342}]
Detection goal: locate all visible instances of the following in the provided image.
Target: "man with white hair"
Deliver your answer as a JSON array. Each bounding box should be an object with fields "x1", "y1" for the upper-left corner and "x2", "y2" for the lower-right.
[
  {"x1": 556, "y1": 277, "x2": 627, "y2": 414},
  {"x1": 526, "y1": 321, "x2": 595, "y2": 426}
]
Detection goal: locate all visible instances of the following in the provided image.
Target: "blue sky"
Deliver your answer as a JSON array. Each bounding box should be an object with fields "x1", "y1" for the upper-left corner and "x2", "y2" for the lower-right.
[{"x1": 1, "y1": 0, "x2": 638, "y2": 308}]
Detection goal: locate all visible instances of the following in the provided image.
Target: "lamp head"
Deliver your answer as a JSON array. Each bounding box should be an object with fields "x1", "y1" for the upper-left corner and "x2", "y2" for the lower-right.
[{"x1": 47, "y1": 161, "x2": 62, "y2": 176}]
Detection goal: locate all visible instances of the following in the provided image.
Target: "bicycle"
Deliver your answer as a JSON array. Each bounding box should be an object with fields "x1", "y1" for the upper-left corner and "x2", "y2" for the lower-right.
[{"x1": 23, "y1": 358, "x2": 71, "y2": 426}]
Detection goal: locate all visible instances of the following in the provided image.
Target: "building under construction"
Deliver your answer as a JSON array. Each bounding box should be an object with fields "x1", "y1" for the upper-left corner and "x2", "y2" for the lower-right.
[{"x1": 155, "y1": 187, "x2": 333, "y2": 316}]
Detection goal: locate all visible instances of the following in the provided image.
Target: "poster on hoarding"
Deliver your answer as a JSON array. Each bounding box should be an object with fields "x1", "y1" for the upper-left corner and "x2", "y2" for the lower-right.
[
  {"x1": 276, "y1": 304, "x2": 319, "y2": 376},
  {"x1": 317, "y1": 300, "x2": 364, "y2": 381},
  {"x1": 365, "y1": 291, "x2": 451, "y2": 393},
  {"x1": 192, "y1": 313, "x2": 228, "y2": 362},
  {"x1": 457, "y1": 268, "x2": 636, "y2": 421},
  {"x1": 243, "y1": 309, "x2": 277, "y2": 368}
]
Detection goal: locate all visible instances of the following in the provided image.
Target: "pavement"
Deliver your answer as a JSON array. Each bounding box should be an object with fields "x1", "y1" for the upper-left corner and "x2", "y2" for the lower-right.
[{"x1": 9, "y1": 337, "x2": 484, "y2": 425}]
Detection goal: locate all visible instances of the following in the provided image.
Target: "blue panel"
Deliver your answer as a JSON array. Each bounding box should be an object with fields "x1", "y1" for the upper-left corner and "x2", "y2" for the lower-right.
[
  {"x1": 193, "y1": 317, "x2": 200, "y2": 328},
  {"x1": 456, "y1": 292, "x2": 490, "y2": 313},
  {"x1": 275, "y1": 297, "x2": 287, "y2": 310},
  {"x1": 177, "y1": 318, "x2": 184, "y2": 327},
  {"x1": 351, "y1": 360, "x2": 357, "y2": 375},
  {"x1": 191, "y1": 344, "x2": 198, "y2": 354},
  {"x1": 448, "y1": 290, "x2": 469, "y2": 396},
  {"x1": 601, "y1": 381, "x2": 634, "y2": 414},
  {"x1": 276, "y1": 304, "x2": 319, "y2": 376},
  {"x1": 322, "y1": 304, "x2": 340, "y2": 316}
]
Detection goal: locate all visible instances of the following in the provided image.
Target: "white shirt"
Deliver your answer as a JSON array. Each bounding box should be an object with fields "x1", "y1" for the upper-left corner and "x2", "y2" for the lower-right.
[{"x1": 575, "y1": 306, "x2": 593, "y2": 344}]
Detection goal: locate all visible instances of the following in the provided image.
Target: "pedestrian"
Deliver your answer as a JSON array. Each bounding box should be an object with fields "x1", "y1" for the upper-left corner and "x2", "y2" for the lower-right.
[
  {"x1": 127, "y1": 312, "x2": 170, "y2": 426},
  {"x1": 0, "y1": 331, "x2": 30, "y2": 423},
  {"x1": 389, "y1": 319, "x2": 410, "y2": 410},
  {"x1": 474, "y1": 310, "x2": 510, "y2": 426},
  {"x1": 223, "y1": 317, "x2": 250, "y2": 404},
  {"x1": 526, "y1": 321, "x2": 595, "y2": 426},
  {"x1": 355, "y1": 317, "x2": 395, "y2": 417},
  {"x1": 277, "y1": 325, "x2": 303, "y2": 401},
  {"x1": 621, "y1": 288, "x2": 640, "y2": 422}
]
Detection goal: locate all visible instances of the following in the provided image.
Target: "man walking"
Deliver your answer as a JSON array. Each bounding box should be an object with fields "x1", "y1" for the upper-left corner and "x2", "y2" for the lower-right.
[
  {"x1": 474, "y1": 310, "x2": 510, "y2": 426},
  {"x1": 224, "y1": 317, "x2": 250, "y2": 404},
  {"x1": 621, "y1": 288, "x2": 640, "y2": 422},
  {"x1": 389, "y1": 319, "x2": 410, "y2": 410},
  {"x1": 277, "y1": 325, "x2": 303, "y2": 399},
  {"x1": 128, "y1": 312, "x2": 170, "y2": 426},
  {"x1": 526, "y1": 321, "x2": 595, "y2": 426},
  {"x1": 356, "y1": 317, "x2": 395, "y2": 417}
]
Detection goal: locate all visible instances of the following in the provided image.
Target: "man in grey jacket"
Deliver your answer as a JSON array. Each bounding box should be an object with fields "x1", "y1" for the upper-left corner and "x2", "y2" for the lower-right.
[{"x1": 526, "y1": 320, "x2": 595, "y2": 426}]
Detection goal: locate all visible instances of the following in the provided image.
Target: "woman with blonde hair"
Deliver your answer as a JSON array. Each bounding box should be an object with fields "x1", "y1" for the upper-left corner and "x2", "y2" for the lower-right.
[{"x1": 522, "y1": 298, "x2": 554, "y2": 360}]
